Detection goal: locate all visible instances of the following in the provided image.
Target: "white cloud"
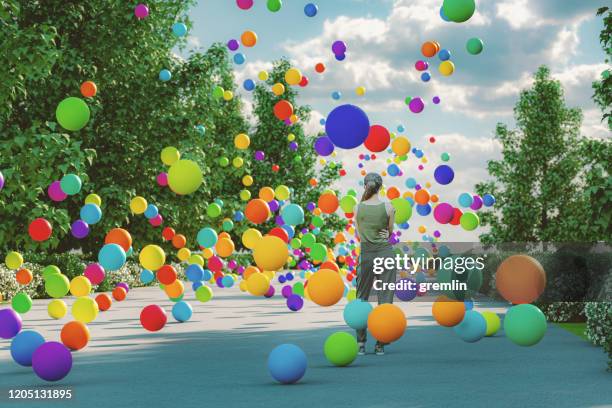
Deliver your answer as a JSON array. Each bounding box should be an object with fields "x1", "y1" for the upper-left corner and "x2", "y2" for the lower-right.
[{"x1": 496, "y1": 0, "x2": 538, "y2": 29}]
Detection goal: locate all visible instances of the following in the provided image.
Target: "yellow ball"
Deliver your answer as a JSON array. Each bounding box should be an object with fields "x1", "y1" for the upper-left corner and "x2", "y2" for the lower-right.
[
  {"x1": 188, "y1": 254, "x2": 205, "y2": 266},
  {"x1": 271, "y1": 83, "x2": 285, "y2": 96},
  {"x1": 70, "y1": 276, "x2": 92, "y2": 297},
  {"x1": 242, "y1": 175, "x2": 254, "y2": 187},
  {"x1": 223, "y1": 90, "x2": 234, "y2": 101},
  {"x1": 284, "y1": 68, "x2": 302, "y2": 86},
  {"x1": 242, "y1": 228, "x2": 262, "y2": 249},
  {"x1": 130, "y1": 196, "x2": 147, "y2": 214},
  {"x1": 240, "y1": 189, "x2": 252, "y2": 201},
  {"x1": 347, "y1": 288, "x2": 357, "y2": 301},
  {"x1": 47, "y1": 299, "x2": 68, "y2": 319},
  {"x1": 239, "y1": 279, "x2": 248, "y2": 292},
  {"x1": 287, "y1": 133, "x2": 295, "y2": 141},
  {"x1": 216, "y1": 237, "x2": 235, "y2": 258},
  {"x1": 234, "y1": 133, "x2": 250, "y2": 150},
  {"x1": 168, "y1": 159, "x2": 203, "y2": 195},
  {"x1": 391, "y1": 136, "x2": 411, "y2": 156},
  {"x1": 355, "y1": 86, "x2": 366, "y2": 96},
  {"x1": 439, "y1": 60, "x2": 455, "y2": 76},
  {"x1": 290, "y1": 114, "x2": 299, "y2": 123},
  {"x1": 5, "y1": 251, "x2": 23, "y2": 270},
  {"x1": 202, "y1": 248, "x2": 214, "y2": 259},
  {"x1": 253, "y1": 236, "x2": 288, "y2": 271},
  {"x1": 259, "y1": 186, "x2": 275, "y2": 202},
  {"x1": 274, "y1": 185, "x2": 290, "y2": 200},
  {"x1": 72, "y1": 296, "x2": 99, "y2": 324},
  {"x1": 482, "y1": 311, "x2": 501, "y2": 336},
  {"x1": 85, "y1": 193, "x2": 102, "y2": 206},
  {"x1": 139, "y1": 245, "x2": 166, "y2": 271},
  {"x1": 246, "y1": 273, "x2": 270, "y2": 296},
  {"x1": 161, "y1": 146, "x2": 180, "y2": 166},
  {"x1": 177, "y1": 247, "x2": 191, "y2": 261},
  {"x1": 232, "y1": 157, "x2": 244, "y2": 168},
  {"x1": 258, "y1": 71, "x2": 269, "y2": 81}
]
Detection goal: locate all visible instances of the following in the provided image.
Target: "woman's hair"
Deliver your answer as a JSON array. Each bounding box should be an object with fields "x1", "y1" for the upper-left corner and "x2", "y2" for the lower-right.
[{"x1": 361, "y1": 173, "x2": 383, "y2": 201}]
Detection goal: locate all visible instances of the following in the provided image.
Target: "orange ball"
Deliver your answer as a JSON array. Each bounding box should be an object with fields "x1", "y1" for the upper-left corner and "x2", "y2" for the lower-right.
[
  {"x1": 367, "y1": 304, "x2": 406, "y2": 343},
  {"x1": 105, "y1": 228, "x2": 132, "y2": 252},
  {"x1": 432, "y1": 296, "x2": 465, "y2": 327},
  {"x1": 421, "y1": 41, "x2": 437, "y2": 58},
  {"x1": 430, "y1": 194, "x2": 439, "y2": 203},
  {"x1": 164, "y1": 279, "x2": 184, "y2": 298},
  {"x1": 172, "y1": 234, "x2": 187, "y2": 249},
  {"x1": 95, "y1": 293, "x2": 112, "y2": 311},
  {"x1": 414, "y1": 189, "x2": 430, "y2": 205},
  {"x1": 309, "y1": 178, "x2": 318, "y2": 186},
  {"x1": 243, "y1": 265, "x2": 260, "y2": 280},
  {"x1": 16, "y1": 268, "x2": 33, "y2": 285},
  {"x1": 60, "y1": 321, "x2": 90, "y2": 351},
  {"x1": 259, "y1": 186, "x2": 275, "y2": 202},
  {"x1": 318, "y1": 193, "x2": 339, "y2": 214},
  {"x1": 241, "y1": 30, "x2": 257, "y2": 47},
  {"x1": 215, "y1": 237, "x2": 235, "y2": 258},
  {"x1": 157, "y1": 265, "x2": 177, "y2": 285},
  {"x1": 319, "y1": 261, "x2": 339, "y2": 272},
  {"x1": 245, "y1": 199, "x2": 271, "y2": 224},
  {"x1": 273, "y1": 100, "x2": 294, "y2": 121},
  {"x1": 386, "y1": 186, "x2": 400, "y2": 200},
  {"x1": 218, "y1": 232, "x2": 231, "y2": 240},
  {"x1": 80, "y1": 81, "x2": 97, "y2": 98},
  {"x1": 495, "y1": 255, "x2": 546, "y2": 304},
  {"x1": 306, "y1": 269, "x2": 343, "y2": 306},
  {"x1": 112, "y1": 286, "x2": 127, "y2": 301}
]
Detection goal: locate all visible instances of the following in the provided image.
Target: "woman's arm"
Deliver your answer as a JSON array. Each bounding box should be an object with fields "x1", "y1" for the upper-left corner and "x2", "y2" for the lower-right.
[{"x1": 386, "y1": 203, "x2": 395, "y2": 237}]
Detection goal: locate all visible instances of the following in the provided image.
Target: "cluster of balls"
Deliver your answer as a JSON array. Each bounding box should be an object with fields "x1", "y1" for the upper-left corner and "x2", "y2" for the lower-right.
[{"x1": 130, "y1": 196, "x2": 164, "y2": 227}]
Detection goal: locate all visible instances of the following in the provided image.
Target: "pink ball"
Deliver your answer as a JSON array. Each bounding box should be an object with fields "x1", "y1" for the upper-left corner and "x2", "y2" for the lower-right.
[
  {"x1": 236, "y1": 0, "x2": 254, "y2": 10},
  {"x1": 48, "y1": 181, "x2": 67, "y2": 202},
  {"x1": 208, "y1": 256, "x2": 223, "y2": 273},
  {"x1": 415, "y1": 60, "x2": 428, "y2": 71},
  {"x1": 227, "y1": 259, "x2": 237, "y2": 270},
  {"x1": 84, "y1": 263, "x2": 105, "y2": 285},
  {"x1": 134, "y1": 4, "x2": 149, "y2": 19},
  {"x1": 433, "y1": 202, "x2": 454, "y2": 224},
  {"x1": 149, "y1": 214, "x2": 163, "y2": 227},
  {"x1": 157, "y1": 172, "x2": 168, "y2": 186}
]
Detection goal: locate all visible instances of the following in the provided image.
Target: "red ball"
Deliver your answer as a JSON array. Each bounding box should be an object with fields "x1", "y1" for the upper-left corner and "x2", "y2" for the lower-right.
[
  {"x1": 28, "y1": 218, "x2": 52, "y2": 241},
  {"x1": 140, "y1": 305, "x2": 167, "y2": 332},
  {"x1": 156, "y1": 265, "x2": 177, "y2": 285},
  {"x1": 339, "y1": 169, "x2": 347, "y2": 176},
  {"x1": 315, "y1": 62, "x2": 325, "y2": 73},
  {"x1": 268, "y1": 227, "x2": 289, "y2": 243},
  {"x1": 162, "y1": 227, "x2": 175, "y2": 241},
  {"x1": 272, "y1": 164, "x2": 280, "y2": 172},
  {"x1": 450, "y1": 208, "x2": 463, "y2": 226},
  {"x1": 364, "y1": 125, "x2": 390, "y2": 152},
  {"x1": 429, "y1": 136, "x2": 436, "y2": 143},
  {"x1": 299, "y1": 75, "x2": 309, "y2": 87}
]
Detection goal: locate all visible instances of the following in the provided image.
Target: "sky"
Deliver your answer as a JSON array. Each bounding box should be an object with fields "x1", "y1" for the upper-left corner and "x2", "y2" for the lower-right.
[{"x1": 182, "y1": 0, "x2": 609, "y2": 241}]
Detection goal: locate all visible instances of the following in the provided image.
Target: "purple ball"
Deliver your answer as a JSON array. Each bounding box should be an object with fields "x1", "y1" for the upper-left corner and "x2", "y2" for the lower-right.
[
  {"x1": 292, "y1": 249, "x2": 301, "y2": 256},
  {"x1": 331, "y1": 40, "x2": 347, "y2": 54},
  {"x1": 264, "y1": 286, "x2": 275, "y2": 298},
  {"x1": 409, "y1": 97, "x2": 425, "y2": 114},
  {"x1": 287, "y1": 294, "x2": 304, "y2": 311},
  {"x1": 470, "y1": 195, "x2": 483, "y2": 210},
  {"x1": 254, "y1": 150, "x2": 265, "y2": 161},
  {"x1": 227, "y1": 39, "x2": 239, "y2": 51},
  {"x1": 236, "y1": 265, "x2": 245, "y2": 275},
  {"x1": 268, "y1": 199, "x2": 280, "y2": 212},
  {"x1": 395, "y1": 278, "x2": 418, "y2": 301},
  {"x1": 32, "y1": 342, "x2": 72, "y2": 381},
  {"x1": 275, "y1": 215, "x2": 284, "y2": 226},
  {"x1": 0, "y1": 309, "x2": 22, "y2": 339},
  {"x1": 314, "y1": 136, "x2": 334, "y2": 156},
  {"x1": 306, "y1": 202, "x2": 316, "y2": 212},
  {"x1": 433, "y1": 230, "x2": 441, "y2": 238},
  {"x1": 216, "y1": 276, "x2": 225, "y2": 288},
  {"x1": 433, "y1": 202, "x2": 454, "y2": 224},
  {"x1": 289, "y1": 142, "x2": 298, "y2": 151},
  {"x1": 48, "y1": 181, "x2": 67, "y2": 202},
  {"x1": 432, "y1": 96, "x2": 441, "y2": 104},
  {"x1": 116, "y1": 282, "x2": 130, "y2": 293},
  {"x1": 70, "y1": 220, "x2": 90, "y2": 239},
  {"x1": 281, "y1": 285, "x2": 293, "y2": 298}
]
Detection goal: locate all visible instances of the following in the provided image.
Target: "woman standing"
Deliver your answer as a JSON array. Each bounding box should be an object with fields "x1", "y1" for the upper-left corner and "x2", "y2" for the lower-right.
[{"x1": 354, "y1": 173, "x2": 397, "y2": 355}]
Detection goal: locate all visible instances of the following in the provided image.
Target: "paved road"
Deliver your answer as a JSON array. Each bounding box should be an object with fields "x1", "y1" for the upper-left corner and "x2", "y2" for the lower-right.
[{"x1": 0, "y1": 285, "x2": 610, "y2": 408}]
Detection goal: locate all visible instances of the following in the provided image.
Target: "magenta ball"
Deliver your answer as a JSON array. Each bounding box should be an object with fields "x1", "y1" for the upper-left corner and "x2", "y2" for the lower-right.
[
  {"x1": 227, "y1": 259, "x2": 237, "y2": 270},
  {"x1": 157, "y1": 172, "x2": 168, "y2": 186},
  {"x1": 149, "y1": 214, "x2": 163, "y2": 227},
  {"x1": 433, "y1": 202, "x2": 454, "y2": 224},
  {"x1": 470, "y1": 195, "x2": 483, "y2": 210},
  {"x1": 236, "y1": 0, "x2": 253, "y2": 10},
  {"x1": 70, "y1": 220, "x2": 89, "y2": 239},
  {"x1": 48, "y1": 181, "x2": 67, "y2": 202},
  {"x1": 84, "y1": 263, "x2": 105, "y2": 285},
  {"x1": 254, "y1": 151, "x2": 265, "y2": 161},
  {"x1": 409, "y1": 97, "x2": 425, "y2": 113},
  {"x1": 281, "y1": 285, "x2": 293, "y2": 298},
  {"x1": 0, "y1": 309, "x2": 22, "y2": 339},
  {"x1": 134, "y1": 3, "x2": 149, "y2": 19},
  {"x1": 415, "y1": 60, "x2": 428, "y2": 71},
  {"x1": 264, "y1": 286, "x2": 275, "y2": 298},
  {"x1": 32, "y1": 342, "x2": 72, "y2": 382},
  {"x1": 116, "y1": 282, "x2": 130, "y2": 293}
]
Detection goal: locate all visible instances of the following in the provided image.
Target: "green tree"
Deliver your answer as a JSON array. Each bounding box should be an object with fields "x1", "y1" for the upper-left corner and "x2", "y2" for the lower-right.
[
  {"x1": 593, "y1": 7, "x2": 611, "y2": 129},
  {"x1": 476, "y1": 66, "x2": 583, "y2": 243}
]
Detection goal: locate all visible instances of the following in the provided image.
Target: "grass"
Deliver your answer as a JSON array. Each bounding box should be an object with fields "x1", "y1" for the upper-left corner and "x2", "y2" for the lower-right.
[{"x1": 557, "y1": 322, "x2": 588, "y2": 340}]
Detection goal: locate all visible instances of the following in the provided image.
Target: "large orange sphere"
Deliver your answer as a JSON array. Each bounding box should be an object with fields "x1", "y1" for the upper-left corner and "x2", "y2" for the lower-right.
[
  {"x1": 421, "y1": 41, "x2": 437, "y2": 58},
  {"x1": 306, "y1": 269, "x2": 343, "y2": 306},
  {"x1": 95, "y1": 293, "x2": 112, "y2": 311},
  {"x1": 367, "y1": 304, "x2": 406, "y2": 343},
  {"x1": 386, "y1": 187, "x2": 400, "y2": 200},
  {"x1": 215, "y1": 237, "x2": 235, "y2": 258},
  {"x1": 241, "y1": 30, "x2": 257, "y2": 47},
  {"x1": 16, "y1": 268, "x2": 33, "y2": 285},
  {"x1": 60, "y1": 320, "x2": 90, "y2": 351},
  {"x1": 319, "y1": 260, "x2": 339, "y2": 272},
  {"x1": 104, "y1": 228, "x2": 132, "y2": 252},
  {"x1": 245, "y1": 199, "x2": 271, "y2": 224},
  {"x1": 496, "y1": 255, "x2": 546, "y2": 304},
  {"x1": 432, "y1": 296, "x2": 465, "y2": 327},
  {"x1": 318, "y1": 193, "x2": 339, "y2": 214}
]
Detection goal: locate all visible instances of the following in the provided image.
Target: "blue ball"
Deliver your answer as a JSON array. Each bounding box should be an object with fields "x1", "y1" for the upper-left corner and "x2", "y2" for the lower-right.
[
  {"x1": 438, "y1": 49, "x2": 451, "y2": 61},
  {"x1": 343, "y1": 300, "x2": 373, "y2": 330},
  {"x1": 483, "y1": 193, "x2": 496, "y2": 207},
  {"x1": 197, "y1": 227, "x2": 218, "y2": 248},
  {"x1": 440, "y1": 5, "x2": 450, "y2": 21},
  {"x1": 397, "y1": 125, "x2": 405, "y2": 133},
  {"x1": 140, "y1": 269, "x2": 155, "y2": 284},
  {"x1": 195, "y1": 124, "x2": 206, "y2": 135},
  {"x1": 172, "y1": 22, "x2": 187, "y2": 37},
  {"x1": 405, "y1": 177, "x2": 417, "y2": 189},
  {"x1": 416, "y1": 203, "x2": 431, "y2": 216},
  {"x1": 80, "y1": 203, "x2": 102, "y2": 225},
  {"x1": 332, "y1": 91, "x2": 342, "y2": 100},
  {"x1": 453, "y1": 310, "x2": 487, "y2": 343},
  {"x1": 172, "y1": 301, "x2": 193, "y2": 322},
  {"x1": 278, "y1": 275, "x2": 286, "y2": 284},
  {"x1": 319, "y1": 118, "x2": 326, "y2": 125},
  {"x1": 434, "y1": 164, "x2": 455, "y2": 185},
  {"x1": 203, "y1": 269, "x2": 213, "y2": 281},
  {"x1": 234, "y1": 210, "x2": 245, "y2": 221},
  {"x1": 159, "y1": 69, "x2": 172, "y2": 82},
  {"x1": 144, "y1": 204, "x2": 159, "y2": 219},
  {"x1": 438, "y1": 245, "x2": 451, "y2": 257},
  {"x1": 464, "y1": 299, "x2": 474, "y2": 310},
  {"x1": 243, "y1": 79, "x2": 255, "y2": 91},
  {"x1": 98, "y1": 244, "x2": 126, "y2": 272},
  {"x1": 304, "y1": 3, "x2": 318, "y2": 17},
  {"x1": 421, "y1": 72, "x2": 431, "y2": 82},
  {"x1": 335, "y1": 53, "x2": 346, "y2": 61},
  {"x1": 458, "y1": 193, "x2": 473, "y2": 208},
  {"x1": 221, "y1": 275, "x2": 234, "y2": 288},
  {"x1": 268, "y1": 344, "x2": 307, "y2": 384},
  {"x1": 387, "y1": 163, "x2": 400, "y2": 176},
  {"x1": 285, "y1": 272, "x2": 294, "y2": 281},
  {"x1": 233, "y1": 53, "x2": 246, "y2": 65},
  {"x1": 11, "y1": 330, "x2": 45, "y2": 366},
  {"x1": 186, "y1": 264, "x2": 205, "y2": 282},
  {"x1": 281, "y1": 224, "x2": 295, "y2": 239},
  {"x1": 281, "y1": 204, "x2": 305, "y2": 226},
  {"x1": 192, "y1": 281, "x2": 203, "y2": 291}
]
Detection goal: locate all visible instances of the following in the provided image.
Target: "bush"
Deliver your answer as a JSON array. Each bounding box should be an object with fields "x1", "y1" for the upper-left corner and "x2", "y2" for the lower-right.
[
  {"x1": 584, "y1": 301, "x2": 612, "y2": 371},
  {"x1": 536, "y1": 301, "x2": 585, "y2": 323}
]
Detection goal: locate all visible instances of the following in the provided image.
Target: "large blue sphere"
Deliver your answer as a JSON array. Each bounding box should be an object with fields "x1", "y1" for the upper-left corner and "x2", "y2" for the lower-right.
[
  {"x1": 453, "y1": 310, "x2": 487, "y2": 343},
  {"x1": 343, "y1": 299, "x2": 373, "y2": 330},
  {"x1": 268, "y1": 344, "x2": 307, "y2": 384},
  {"x1": 172, "y1": 301, "x2": 193, "y2": 322},
  {"x1": 11, "y1": 330, "x2": 45, "y2": 366},
  {"x1": 98, "y1": 244, "x2": 126, "y2": 271},
  {"x1": 325, "y1": 104, "x2": 370, "y2": 149}
]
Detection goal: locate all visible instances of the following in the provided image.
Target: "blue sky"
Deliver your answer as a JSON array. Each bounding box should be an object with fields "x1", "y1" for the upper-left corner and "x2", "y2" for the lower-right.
[{"x1": 183, "y1": 0, "x2": 609, "y2": 241}]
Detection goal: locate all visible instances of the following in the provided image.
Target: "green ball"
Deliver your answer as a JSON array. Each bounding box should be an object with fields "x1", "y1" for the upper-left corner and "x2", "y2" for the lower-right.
[
  {"x1": 466, "y1": 37, "x2": 484, "y2": 55},
  {"x1": 60, "y1": 173, "x2": 82, "y2": 195},
  {"x1": 45, "y1": 273, "x2": 70, "y2": 298},
  {"x1": 212, "y1": 86, "x2": 224, "y2": 99},
  {"x1": 301, "y1": 233, "x2": 316, "y2": 248},
  {"x1": 441, "y1": 152, "x2": 450, "y2": 162},
  {"x1": 311, "y1": 215, "x2": 324, "y2": 228},
  {"x1": 219, "y1": 157, "x2": 229, "y2": 167},
  {"x1": 404, "y1": 96, "x2": 412, "y2": 105},
  {"x1": 207, "y1": 203, "x2": 222, "y2": 218},
  {"x1": 460, "y1": 212, "x2": 479, "y2": 231},
  {"x1": 195, "y1": 285, "x2": 213, "y2": 302},
  {"x1": 290, "y1": 238, "x2": 301, "y2": 249},
  {"x1": 169, "y1": 294, "x2": 184, "y2": 303},
  {"x1": 339, "y1": 195, "x2": 358, "y2": 213},
  {"x1": 56, "y1": 97, "x2": 90, "y2": 131},
  {"x1": 347, "y1": 189, "x2": 357, "y2": 197},
  {"x1": 310, "y1": 243, "x2": 327, "y2": 262},
  {"x1": 504, "y1": 304, "x2": 547, "y2": 346},
  {"x1": 292, "y1": 282, "x2": 304, "y2": 297},
  {"x1": 42, "y1": 265, "x2": 61, "y2": 280},
  {"x1": 324, "y1": 332, "x2": 358, "y2": 366},
  {"x1": 391, "y1": 197, "x2": 412, "y2": 224},
  {"x1": 168, "y1": 159, "x2": 203, "y2": 195},
  {"x1": 482, "y1": 311, "x2": 501, "y2": 336},
  {"x1": 442, "y1": 0, "x2": 476, "y2": 23},
  {"x1": 267, "y1": 0, "x2": 282, "y2": 12},
  {"x1": 222, "y1": 219, "x2": 234, "y2": 231},
  {"x1": 12, "y1": 292, "x2": 32, "y2": 314}
]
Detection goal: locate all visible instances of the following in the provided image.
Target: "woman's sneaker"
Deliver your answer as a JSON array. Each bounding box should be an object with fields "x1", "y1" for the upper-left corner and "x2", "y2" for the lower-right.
[
  {"x1": 374, "y1": 344, "x2": 385, "y2": 355},
  {"x1": 358, "y1": 343, "x2": 366, "y2": 355}
]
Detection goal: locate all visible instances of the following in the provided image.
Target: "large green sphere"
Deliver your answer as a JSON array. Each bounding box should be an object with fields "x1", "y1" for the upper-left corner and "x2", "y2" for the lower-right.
[
  {"x1": 443, "y1": 0, "x2": 476, "y2": 23},
  {"x1": 45, "y1": 274, "x2": 70, "y2": 298},
  {"x1": 168, "y1": 159, "x2": 203, "y2": 195},
  {"x1": 391, "y1": 197, "x2": 412, "y2": 224},
  {"x1": 323, "y1": 332, "x2": 358, "y2": 366},
  {"x1": 195, "y1": 285, "x2": 213, "y2": 303},
  {"x1": 11, "y1": 292, "x2": 33, "y2": 314},
  {"x1": 466, "y1": 37, "x2": 484, "y2": 55},
  {"x1": 504, "y1": 304, "x2": 547, "y2": 346},
  {"x1": 56, "y1": 97, "x2": 90, "y2": 131},
  {"x1": 460, "y1": 211, "x2": 479, "y2": 231}
]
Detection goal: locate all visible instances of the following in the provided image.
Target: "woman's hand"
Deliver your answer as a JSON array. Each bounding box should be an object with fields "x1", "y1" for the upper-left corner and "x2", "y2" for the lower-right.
[{"x1": 377, "y1": 229, "x2": 390, "y2": 239}]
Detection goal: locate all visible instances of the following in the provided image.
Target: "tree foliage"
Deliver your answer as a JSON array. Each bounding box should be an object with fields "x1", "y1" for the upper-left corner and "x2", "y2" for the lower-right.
[{"x1": 593, "y1": 7, "x2": 612, "y2": 129}]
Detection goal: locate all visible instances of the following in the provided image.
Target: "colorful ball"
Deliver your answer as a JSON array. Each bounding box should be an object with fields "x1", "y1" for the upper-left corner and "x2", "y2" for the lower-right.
[
  {"x1": 56, "y1": 97, "x2": 90, "y2": 131},
  {"x1": 495, "y1": 255, "x2": 546, "y2": 304},
  {"x1": 98, "y1": 243, "x2": 126, "y2": 271},
  {"x1": 343, "y1": 300, "x2": 373, "y2": 330},
  {"x1": 307, "y1": 269, "x2": 344, "y2": 306},
  {"x1": 168, "y1": 160, "x2": 203, "y2": 195},
  {"x1": 172, "y1": 301, "x2": 193, "y2": 322},
  {"x1": 453, "y1": 310, "x2": 487, "y2": 342},
  {"x1": 71, "y1": 297, "x2": 99, "y2": 324},
  {"x1": 482, "y1": 311, "x2": 501, "y2": 336},
  {"x1": 11, "y1": 330, "x2": 45, "y2": 366},
  {"x1": 140, "y1": 305, "x2": 167, "y2": 332},
  {"x1": 325, "y1": 104, "x2": 370, "y2": 149},
  {"x1": 28, "y1": 218, "x2": 53, "y2": 241},
  {"x1": 45, "y1": 274, "x2": 70, "y2": 298},
  {"x1": 504, "y1": 304, "x2": 547, "y2": 346},
  {"x1": 60, "y1": 321, "x2": 90, "y2": 351},
  {"x1": 139, "y1": 245, "x2": 166, "y2": 271},
  {"x1": 0, "y1": 308, "x2": 22, "y2": 339},
  {"x1": 324, "y1": 332, "x2": 358, "y2": 366},
  {"x1": 432, "y1": 296, "x2": 465, "y2": 327},
  {"x1": 32, "y1": 341, "x2": 72, "y2": 381},
  {"x1": 367, "y1": 304, "x2": 406, "y2": 343},
  {"x1": 268, "y1": 344, "x2": 307, "y2": 384}
]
